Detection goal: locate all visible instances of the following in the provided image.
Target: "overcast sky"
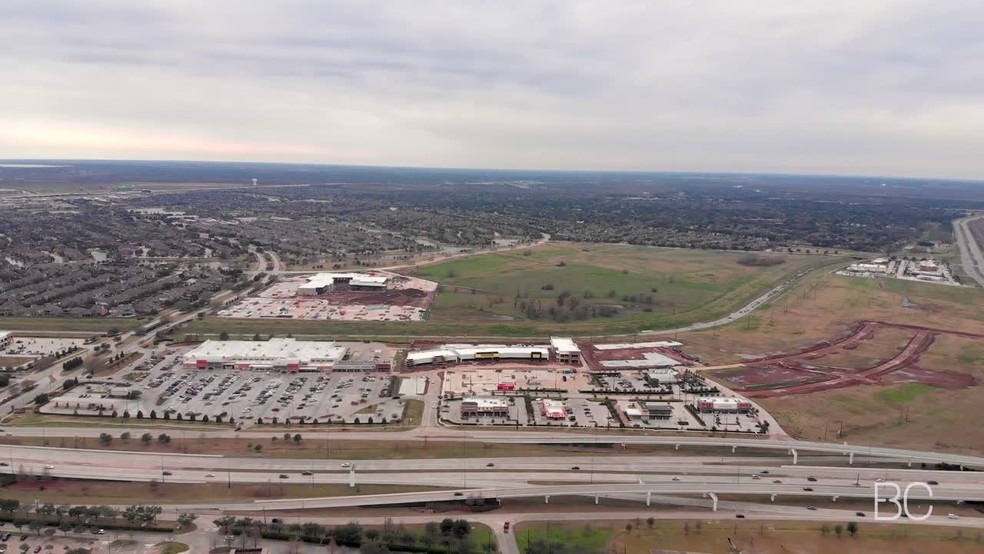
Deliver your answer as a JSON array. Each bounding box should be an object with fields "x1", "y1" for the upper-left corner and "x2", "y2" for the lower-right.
[{"x1": 1, "y1": 1, "x2": 982, "y2": 178}]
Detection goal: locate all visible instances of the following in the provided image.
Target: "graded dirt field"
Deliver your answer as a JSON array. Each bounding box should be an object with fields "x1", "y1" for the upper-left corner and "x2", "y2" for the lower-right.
[{"x1": 687, "y1": 274, "x2": 984, "y2": 454}]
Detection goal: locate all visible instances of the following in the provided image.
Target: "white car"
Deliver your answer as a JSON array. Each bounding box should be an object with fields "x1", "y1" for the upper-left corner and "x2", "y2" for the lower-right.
[
  {"x1": 948, "y1": 514, "x2": 959, "y2": 520},
  {"x1": 671, "y1": 476, "x2": 680, "y2": 481},
  {"x1": 205, "y1": 473, "x2": 215, "y2": 477},
  {"x1": 44, "y1": 465, "x2": 54, "y2": 470},
  {"x1": 340, "y1": 462, "x2": 351, "y2": 468}
]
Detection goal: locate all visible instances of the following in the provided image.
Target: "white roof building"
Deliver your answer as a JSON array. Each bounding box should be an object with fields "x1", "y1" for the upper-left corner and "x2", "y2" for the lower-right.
[
  {"x1": 461, "y1": 397, "x2": 510, "y2": 410},
  {"x1": 593, "y1": 340, "x2": 682, "y2": 350},
  {"x1": 298, "y1": 272, "x2": 389, "y2": 294},
  {"x1": 600, "y1": 351, "x2": 680, "y2": 368},
  {"x1": 183, "y1": 338, "x2": 348, "y2": 370},
  {"x1": 550, "y1": 337, "x2": 580, "y2": 355},
  {"x1": 406, "y1": 344, "x2": 549, "y2": 366}
]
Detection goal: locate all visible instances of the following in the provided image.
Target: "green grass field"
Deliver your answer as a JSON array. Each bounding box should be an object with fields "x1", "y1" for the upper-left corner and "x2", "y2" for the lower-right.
[
  {"x1": 515, "y1": 521, "x2": 613, "y2": 553},
  {"x1": 874, "y1": 383, "x2": 935, "y2": 404},
  {"x1": 188, "y1": 244, "x2": 840, "y2": 338},
  {"x1": 0, "y1": 316, "x2": 144, "y2": 333}
]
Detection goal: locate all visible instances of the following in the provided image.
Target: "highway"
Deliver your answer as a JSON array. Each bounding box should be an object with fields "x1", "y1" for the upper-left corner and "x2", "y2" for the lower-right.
[
  {"x1": 953, "y1": 215, "x2": 984, "y2": 287},
  {"x1": 6, "y1": 426, "x2": 983, "y2": 468}
]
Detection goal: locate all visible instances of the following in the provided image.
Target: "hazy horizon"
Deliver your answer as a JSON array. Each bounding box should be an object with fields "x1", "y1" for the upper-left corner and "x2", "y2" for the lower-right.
[{"x1": 2, "y1": 1, "x2": 983, "y2": 179}]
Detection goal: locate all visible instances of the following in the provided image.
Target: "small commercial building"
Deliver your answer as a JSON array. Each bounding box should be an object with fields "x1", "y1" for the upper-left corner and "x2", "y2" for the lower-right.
[
  {"x1": 539, "y1": 399, "x2": 567, "y2": 419},
  {"x1": 550, "y1": 337, "x2": 581, "y2": 364},
  {"x1": 694, "y1": 396, "x2": 752, "y2": 413},
  {"x1": 461, "y1": 397, "x2": 510, "y2": 417},
  {"x1": 0, "y1": 331, "x2": 11, "y2": 351},
  {"x1": 182, "y1": 338, "x2": 348, "y2": 372},
  {"x1": 641, "y1": 402, "x2": 674, "y2": 420}
]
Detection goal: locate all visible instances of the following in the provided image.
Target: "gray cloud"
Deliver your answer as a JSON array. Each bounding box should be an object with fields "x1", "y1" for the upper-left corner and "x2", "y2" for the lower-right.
[{"x1": 1, "y1": 0, "x2": 983, "y2": 178}]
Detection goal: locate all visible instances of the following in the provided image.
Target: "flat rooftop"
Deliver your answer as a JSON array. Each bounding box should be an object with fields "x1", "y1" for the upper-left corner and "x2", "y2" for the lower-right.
[{"x1": 184, "y1": 338, "x2": 348, "y2": 364}]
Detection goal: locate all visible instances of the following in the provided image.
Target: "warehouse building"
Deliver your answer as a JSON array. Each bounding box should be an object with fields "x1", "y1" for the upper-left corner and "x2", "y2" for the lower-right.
[
  {"x1": 182, "y1": 338, "x2": 348, "y2": 372},
  {"x1": 550, "y1": 337, "x2": 581, "y2": 364},
  {"x1": 461, "y1": 397, "x2": 510, "y2": 417},
  {"x1": 405, "y1": 344, "x2": 550, "y2": 367},
  {"x1": 297, "y1": 272, "x2": 389, "y2": 295},
  {"x1": 694, "y1": 396, "x2": 752, "y2": 413}
]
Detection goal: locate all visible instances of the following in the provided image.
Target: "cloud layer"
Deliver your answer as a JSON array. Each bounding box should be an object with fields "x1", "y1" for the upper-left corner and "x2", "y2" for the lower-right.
[{"x1": 1, "y1": 0, "x2": 982, "y2": 178}]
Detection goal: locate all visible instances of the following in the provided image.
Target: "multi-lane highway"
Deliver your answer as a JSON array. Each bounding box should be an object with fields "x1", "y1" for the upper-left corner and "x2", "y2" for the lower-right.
[
  {"x1": 6, "y1": 426, "x2": 983, "y2": 469},
  {"x1": 953, "y1": 215, "x2": 984, "y2": 287}
]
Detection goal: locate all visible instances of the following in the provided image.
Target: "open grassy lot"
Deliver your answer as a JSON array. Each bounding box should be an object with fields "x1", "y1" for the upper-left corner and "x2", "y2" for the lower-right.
[
  {"x1": 188, "y1": 244, "x2": 835, "y2": 338},
  {"x1": 687, "y1": 273, "x2": 984, "y2": 453},
  {"x1": 0, "y1": 479, "x2": 438, "y2": 505},
  {"x1": 614, "y1": 519, "x2": 983, "y2": 554},
  {"x1": 517, "y1": 519, "x2": 984, "y2": 554},
  {"x1": 0, "y1": 316, "x2": 143, "y2": 333}
]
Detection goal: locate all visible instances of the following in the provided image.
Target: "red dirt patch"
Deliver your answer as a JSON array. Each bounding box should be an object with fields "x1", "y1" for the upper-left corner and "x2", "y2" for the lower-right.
[
  {"x1": 715, "y1": 322, "x2": 979, "y2": 398},
  {"x1": 882, "y1": 367, "x2": 978, "y2": 389}
]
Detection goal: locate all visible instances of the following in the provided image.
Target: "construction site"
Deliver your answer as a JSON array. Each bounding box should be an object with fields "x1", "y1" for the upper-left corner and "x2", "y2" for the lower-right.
[
  {"x1": 579, "y1": 340, "x2": 698, "y2": 371},
  {"x1": 216, "y1": 271, "x2": 438, "y2": 322},
  {"x1": 710, "y1": 321, "x2": 980, "y2": 398}
]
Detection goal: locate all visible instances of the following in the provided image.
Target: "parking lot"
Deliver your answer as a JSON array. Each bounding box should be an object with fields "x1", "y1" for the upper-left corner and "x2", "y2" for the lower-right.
[
  {"x1": 47, "y1": 348, "x2": 409, "y2": 424},
  {"x1": 441, "y1": 367, "x2": 589, "y2": 397},
  {"x1": 440, "y1": 396, "x2": 528, "y2": 426},
  {"x1": 141, "y1": 369, "x2": 404, "y2": 424},
  {"x1": 1, "y1": 336, "x2": 86, "y2": 359}
]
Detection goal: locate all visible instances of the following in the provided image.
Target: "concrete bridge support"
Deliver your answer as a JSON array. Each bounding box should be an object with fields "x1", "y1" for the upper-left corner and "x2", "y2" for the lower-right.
[
  {"x1": 789, "y1": 448, "x2": 798, "y2": 465},
  {"x1": 595, "y1": 496, "x2": 599, "y2": 505},
  {"x1": 646, "y1": 492, "x2": 651, "y2": 507},
  {"x1": 848, "y1": 452, "x2": 854, "y2": 465},
  {"x1": 832, "y1": 496, "x2": 839, "y2": 502},
  {"x1": 349, "y1": 465, "x2": 356, "y2": 488},
  {"x1": 703, "y1": 492, "x2": 719, "y2": 511},
  {"x1": 544, "y1": 496, "x2": 550, "y2": 504},
  {"x1": 770, "y1": 494, "x2": 776, "y2": 502},
  {"x1": 732, "y1": 445, "x2": 737, "y2": 453}
]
